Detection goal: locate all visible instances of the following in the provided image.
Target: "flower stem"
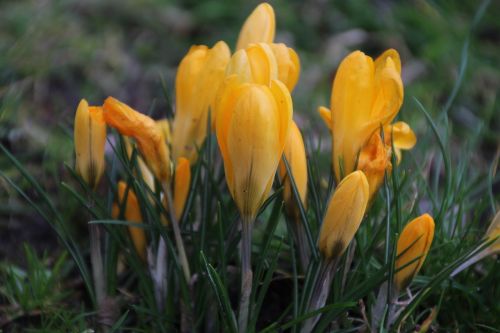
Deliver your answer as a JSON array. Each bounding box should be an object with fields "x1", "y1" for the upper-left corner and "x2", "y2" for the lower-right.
[
  {"x1": 238, "y1": 217, "x2": 254, "y2": 333},
  {"x1": 162, "y1": 182, "x2": 191, "y2": 282}
]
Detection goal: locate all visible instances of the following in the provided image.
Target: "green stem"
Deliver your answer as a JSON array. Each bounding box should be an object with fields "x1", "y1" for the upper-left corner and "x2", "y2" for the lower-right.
[{"x1": 238, "y1": 217, "x2": 254, "y2": 333}]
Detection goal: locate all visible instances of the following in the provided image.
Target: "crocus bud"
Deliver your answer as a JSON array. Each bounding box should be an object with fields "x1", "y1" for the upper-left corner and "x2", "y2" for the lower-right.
[
  {"x1": 318, "y1": 171, "x2": 369, "y2": 260},
  {"x1": 103, "y1": 97, "x2": 171, "y2": 183},
  {"x1": 395, "y1": 214, "x2": 435, "y2": 290},
  {"x1": 174, "y1": 157, "x2": 191, "y2": 221},
  {"x1": 329, "y1": 49, "x2": 403, "y2": 181},
  {"x1": 74, "y1": 99, "x2": 106, "y2": 189},
  {"x1": 113, "y1": 181, "x2": 147, "y2": 262},
  {"x1": 383, "y1": 121, "x2": 416, "y2": 163},
  {"x1": 216, "y1": 77, "x2": 292, "y2": 220},
  {"x1": 357, "y1": 132, "x2": 391, "y2": 202},
  {"x1": 173, "y1": 41, "x2": 231, "y2": 163},
  {"x1": 226, "y1": 43, "x2": 278, "y2": 86},
  {"x1": 269, "y1": 43, "x2": 300, "y2": 92},
  {"x1": 236, "y1": 3, "x2": 275, "y2": 50},
  {"x1": 278, "y1": 121, "x2": 307, "y2": 219}
]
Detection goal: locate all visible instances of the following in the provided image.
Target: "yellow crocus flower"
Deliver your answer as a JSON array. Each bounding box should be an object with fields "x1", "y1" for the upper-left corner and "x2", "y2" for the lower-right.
[
  {"x1": 173, "y1": 157, "x2": 191, "y2": 222},
  {"x1": 269, "y1": 43, "x2": 300, "y2": 92},
  {"x1": 278, "y1": 120, "x2": 308, "y2": 219},
  {"x1": 74, "y1": 99, "x2": 107, "y2": 189},
  {"x1": 173, "y1": 41, "x2": 231, "y2": 163},
  {"x1": 216, "y1": 77, "x2": 292, "y2": 221},
  {"x1": 113, "y1": 181, "x2": 147, "y2": 262},
  {"x1": 395, "y1": 214, "x2": 435, "y2": 290},
  {"x1": 103, "y1": 97, "x2": 171, "y2": 183},
  {"x1": 236, "y1": 3, "x2": 275, "y2": 50},
  {"x1": 320, "y1": 49, "x2": 403, "y2": 181},
  {"x1": 318, "y1": 171, "x2": 369, "y2": 260}
]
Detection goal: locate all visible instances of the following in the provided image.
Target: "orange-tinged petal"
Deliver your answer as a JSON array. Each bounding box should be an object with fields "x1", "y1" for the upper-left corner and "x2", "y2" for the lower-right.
[
  {"x1": 156, "y1": 119, "x2": 172, "y2": 145},
  {"x1": 236, "y1": 3, "x2": 275, "y2": 50},
  {"x1": 103, "y1": 97, "x2": 171, "y2": 183},
  {"x1": 74, "y1": 99, "x2": 107, "y2": 189},
  {"x1": 375, "y1": 48, "x2": 401, "y2": 75},
  {"x1": 115, "y1": 181, "x2": 147, "y2": 262},
  {"x1": 395, "y1": 214, "x2": 435, "y2": 290},
  {"x1": 357, "y1": 133, "x2": 391, "y2": 202},
  {"x1": 226, "y1": 43, "x2": 278, "y2": 85},
  {"x1": 174, "y1": 157, "x2": 191, "y2": 221},
  {"x1": 318, "y1": 171, "x2": 369, "y2": 260},
  {"x1": 279, "y1": 121, "x2": 308, "y2": 218},
  {"x1": 173, "y1": 41, "x2": 231, "y2": 163}
]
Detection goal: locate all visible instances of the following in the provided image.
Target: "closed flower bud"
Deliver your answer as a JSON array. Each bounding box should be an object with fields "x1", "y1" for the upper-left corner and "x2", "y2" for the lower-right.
[
  {"x1": 174, "y1": 157, "x2": 191, "y2": 221},
  {"x1": 326, "y1": 49, "x2": 403, "y2": 181},
  {"x1": 278, "y1": 121, "x2": 307, "y2": 219},
  {"x1": 357, "y1": 132, "x2": 391, "y2": 202},
  {"x1": 226, "y1": 43, "x2": 278, "y2": 86},
  {"x1": 318, "y1": 171, "x2": 369, "y2": 260},
  {"x1": 103, "y1": 97, "x2": 171, "y2": 183},
  {"x1": 74, "y1": 99, "x2": 106, "y2": 189},
  {"x1": 395, "y1": 214, "x2": 435, "y2": 290},
  {"x1": 216, "y1": 77, "x2": 292, "y2": 220},
  {"x1": 236, "y1": 3, "x2": 275, "y2": 51},
  {"x1": 113, "y1": 181, "x2": 147, "y2": 262},
  {"x1": 173, "y1": 41, "x2": 231, "y2": 163},
  {"x1": 269, "y1": 43, "x2": 300, "y2": 92}
]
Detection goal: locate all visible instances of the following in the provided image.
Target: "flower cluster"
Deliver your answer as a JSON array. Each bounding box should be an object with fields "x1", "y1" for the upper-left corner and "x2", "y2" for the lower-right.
[{"x1": 72, "y1": 3, "x2": 441, "y2": 331}]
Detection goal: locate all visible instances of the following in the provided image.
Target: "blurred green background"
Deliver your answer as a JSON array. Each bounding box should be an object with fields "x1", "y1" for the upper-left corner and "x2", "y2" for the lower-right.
[{"x1": 1, "y1": 0, "x2": 498, "y2": 264}]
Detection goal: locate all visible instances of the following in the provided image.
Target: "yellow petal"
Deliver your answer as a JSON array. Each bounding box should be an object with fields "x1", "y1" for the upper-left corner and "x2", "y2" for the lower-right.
[
  {"x1": 227, "y1": 43, "x2": 278, "y2": 85},
  {"x1": 74, "y1": 99, "x2": 107, "y2": 189},
  {"x1": 173, "y1": 41, "x2": 231, "y2": 163},
  {"x1": 156, "y1": 119, "x2": 172, "y2": 145},
  {"x1": 384, "y1": 121, "x2": 416, "y2": 150},
  {"x1": 236, "y1": 3, "x2": 275, "y2": 50},
  {"x1": 269, "y1": 43, "x2": 301, "y2": 92},
  {"x1": 317, "y1": 106, "x2": 332, "y2": 131},
  {"x1": 395, "y1": 214, "x2": 435, "y2": 290},
  {"x1": 115, "y1": 181, "x2": 147, "y2": 262},
  {"x1": 331, "y1": 51, "x2": 375, "y2": 181},
  {"x1": 318, "y1": 171, "x2": 369, "y2": 260},
  {"x1": 123, "y1": 138, "x2": 155, "y2": 193},
  {"x1": 174, "y1": 157, "x2": 191, "y2": 222},
  {"x1": 279, "y1": 121, "x2": 308, "y2": 218},
  {"x1": 103, "y1": 97, "x2": 171, "y2": 183},
  {"x1": 375, "y1": 48, "x2": 401, "y2": 75}
]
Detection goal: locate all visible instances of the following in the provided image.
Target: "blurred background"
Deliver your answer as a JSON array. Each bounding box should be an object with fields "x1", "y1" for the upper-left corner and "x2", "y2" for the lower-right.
[{"x1": 0, "y1": 0, "x2": 498, "y2": 283}]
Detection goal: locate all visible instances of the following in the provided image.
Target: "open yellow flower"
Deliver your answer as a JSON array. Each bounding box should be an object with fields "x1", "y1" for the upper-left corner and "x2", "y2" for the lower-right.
[
  {"x1": 103, "y1": 97, "x2": 171, "y2": 183},
  {"x1": 236, "y1": 3, "x2": 275, "y2": 50},
  {"x1": 320, "y1": 49, "x2": 403, "y2": 181},
  {"x1": 395, "y1": 214, "x2": 435, "y2": 290},
  {"x1": 216, "y1": 77, "x2": 292, "y2": 220},
  {"x1": 113, "y1": 181, "x2": 147, "y2": 262},
  {"x1": 318, "y1": 171, "x2": 369, "y2": 260},
  {"x1": 278, "y1": 120, "x2": 307, "y2": 219},
  {"x1": 74, "y1": 99, "x2": 107, "y2": 189},
  {"x1": 173, "y1": 41, "x2": 230, "y2": 163}
]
